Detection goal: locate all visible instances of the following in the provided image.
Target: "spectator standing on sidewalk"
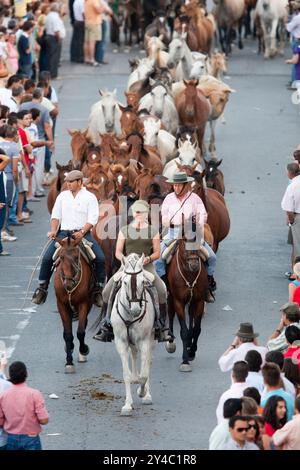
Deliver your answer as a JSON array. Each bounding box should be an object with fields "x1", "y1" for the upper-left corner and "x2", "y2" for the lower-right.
[
  {"x1": 0, "y1": 361, "x2": 49, "y2": 450},
  {"x1": 0, "y1": 150, "x2": 10, "y2": 256},
  {"x1": 95, "y1": 1, "x2": 113, "y2": 65}
]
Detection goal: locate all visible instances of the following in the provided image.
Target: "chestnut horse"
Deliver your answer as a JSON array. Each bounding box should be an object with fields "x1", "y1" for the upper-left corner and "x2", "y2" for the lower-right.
[
  {"x1": 68, "y1": 129, "x2": 89, "y2": 165},
  {"x1": 166, "y1": 224, "x2": 209, "y2": 372},
  {"x1": 54, "y1": 234, "x2": 93, "y2": 373},
  {"x1": 175, "y1": 80, "x2": 211, "y2": 155},
  {"x1": 126, "y1": 131, "x2": 163, "y2": 174},
  {"x1": 47, "y1": 160, "x2": 74, "y2": 213},
  {"x1": 205, "y1": 159, "x2": 225, "y2": 195},
  {"x1": 179, "y1": 165, "x2": 230, "y2": 251}
]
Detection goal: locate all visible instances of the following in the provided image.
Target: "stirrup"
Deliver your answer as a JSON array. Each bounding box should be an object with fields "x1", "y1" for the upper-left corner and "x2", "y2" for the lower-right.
[
  {"x1": 206, "y1": 289, "x2": 215, "y2": 303},
  {"x1": 93, "y1": 328, "x2": 114, "y2": 342},
  {"x1": 32, "y1": 286, "x2": 48, "y2": 305}
]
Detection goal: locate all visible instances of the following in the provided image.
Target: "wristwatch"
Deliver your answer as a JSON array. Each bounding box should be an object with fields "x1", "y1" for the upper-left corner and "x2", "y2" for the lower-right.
[
  {"x1": 230, "y1": 344, "x2": 236, "y2": 349},
  {"x1": 276, "y1": 329, "x2": 282, "y2": 334}
]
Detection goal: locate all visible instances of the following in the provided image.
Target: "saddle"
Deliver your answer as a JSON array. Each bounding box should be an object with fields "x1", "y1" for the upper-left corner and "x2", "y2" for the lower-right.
[{"x1": 52, "y1": 239, "x2": 96, "y2": 265}]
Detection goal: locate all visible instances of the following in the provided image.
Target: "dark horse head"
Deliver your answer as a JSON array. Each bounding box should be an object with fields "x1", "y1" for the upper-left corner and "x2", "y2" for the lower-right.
[{"x1": 180, "y1": 215, "x2": 203, "y2": 273}]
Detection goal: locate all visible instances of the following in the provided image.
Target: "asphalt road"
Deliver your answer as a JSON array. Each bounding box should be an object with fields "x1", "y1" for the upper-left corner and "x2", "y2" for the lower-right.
[{"x1": 0, "y1": 26, "x2": 299, "y2": 450}]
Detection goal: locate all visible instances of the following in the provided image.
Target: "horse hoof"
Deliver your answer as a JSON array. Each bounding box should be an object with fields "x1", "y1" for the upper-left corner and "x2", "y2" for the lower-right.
[
  {"x1": 121, "y1": 407, "x2": 133, "y2": 416},
  {"x1": 142, "y1": 398, "x2": 152, "y2": 405},
  {"x1": 179, "y1": 363, "x2": 192, "y2": 373},
  {"x1": 65, "y1": 364, "x2": 75, "y2": 374},
  {"x1": 137, "y1": 386, "x2": 146, "y2": 398},
  {"x1": 165, "y1": 341, "x2": 176, "y2": 354},
  {"x1": 78, "y1": 352, "x2": 87, "y2": 363}
]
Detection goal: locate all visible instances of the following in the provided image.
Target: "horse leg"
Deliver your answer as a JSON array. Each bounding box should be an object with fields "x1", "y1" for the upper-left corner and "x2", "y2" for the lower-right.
[
  {"x1": 166, "y1": 293, "x2": 176, "y2": 353},
  {"x1": 208, "y1": 120, "x2": 217, "y2": 159},
  {"x1": 137, "y1": 339, "x2": 153, "y2": 405},
  {"x1": 225, "y1": 27, "x2": 231, "y2": 55},
  {"x1": 238, "y1": 20, "x2": 244, "y2": 49},
  {"x1": 58, "y1": 300, "x2": 75, "y2": 373},
  {"x1": 187, "y1": 301, "x2": 204, "y2": 361},
  {"x1": 115, "y1": 339, "x2": 133, "y2": 415},
  {"x1": 218, "y1": 26, "x2": 225, "y2": 53},
  {"x1": 175, "y1": 301, "x2": 192, "y2": 372},
  {"x1": 77, "y1": 303, "x2": 90, "y2": 363},
  {"x1": 130, "y1": 345, "x2": 139, "y2": 383},
  {"x1": 270, "y1": 19, "x2": 278, "y2": 57}
]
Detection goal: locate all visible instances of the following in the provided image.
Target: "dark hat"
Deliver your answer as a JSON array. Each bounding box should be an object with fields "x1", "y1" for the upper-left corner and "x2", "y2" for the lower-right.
[
  {"x1": 166, "y1": 172, "x2": 194, "y2": 184},
  {"x1": 65, "y1": 170, "x2": 84, "y2": 182},
  {"x1": 280, "y1": 302, "x2": 300, "y2": 315},
  {"x1": 235, "y1": 323, "x2": 259, "y2": 339}
]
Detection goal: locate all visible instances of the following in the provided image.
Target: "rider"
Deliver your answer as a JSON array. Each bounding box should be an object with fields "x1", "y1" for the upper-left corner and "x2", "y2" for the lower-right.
[
  {"x1": 154, "y1": 172, "x2": 217, "y2": 300},
  {"x1": 93, "y1": 199, "x2": 172, "y2": 343},
  {"x1": 32, "y1": 170, "x2": 105, "y2": 306}
]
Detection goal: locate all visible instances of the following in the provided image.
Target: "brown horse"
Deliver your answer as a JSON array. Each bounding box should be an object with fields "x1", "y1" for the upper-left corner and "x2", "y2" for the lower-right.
[
  {"x1": 175, "y1": 80, "x2": 211, "y2": 154},
  {"x1": 54, "y1": 234, "x2": 93, "y2": 373},
  {"x1": 166, "y1": 224, "x2": 209, "y2": 371},
  {"x1": 125, "y1": 90, "x2": 140, "y2": 112},
  {"x1": 81, "y1": 145, "x2": 103, "y2": 176},
  {"x1": 205, "y1": 159, "x2": 225, "y2": 195},
  {"x1": 119, "y1": 104, "x2": 138, "y2": 136},
  {"x1": 68, "y1": 129, "x2": 89, "y2": 164},
  {"x1": 173, "y1": 15, "x2": 199, "y2": 51},
  {"x1": 126, "y1": 131, "x2": 163, "y2": 174},
  {"x1": 84, "y1": 163, "x2": 115, "y2": 201},
  {"x1": 47, "y1": 161, "x2": 74, "y2": 213},
  {"x1": 181, "y1": 0, "x2": 215, "y2": 54},
  {"x1": 179, "y1": 165, "x2": 230, "y2": 251},
  {"x1": 134, "y1": 167, "x2": 169, "y2": 201}
]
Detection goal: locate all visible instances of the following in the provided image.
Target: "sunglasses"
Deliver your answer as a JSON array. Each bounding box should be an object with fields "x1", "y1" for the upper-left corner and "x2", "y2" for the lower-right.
[
  {"x1": 236, "y1": 427, "x2": 249, "y2": 433},
  {"x1": 248, "y1": 424, "x2": 257, "y2": 430}
]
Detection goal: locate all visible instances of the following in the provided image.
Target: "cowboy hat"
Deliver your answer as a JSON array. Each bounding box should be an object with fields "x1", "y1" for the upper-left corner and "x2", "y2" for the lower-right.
[
  {"x1": 166, "y1": 172, "x2": 194, "y2": 184},
  {"x1": 235, "y1": 323, "x2": 259, "y2": 339}
]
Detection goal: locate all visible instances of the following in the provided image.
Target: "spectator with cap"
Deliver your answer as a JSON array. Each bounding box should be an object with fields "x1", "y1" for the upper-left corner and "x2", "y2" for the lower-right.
[
  {"x1": 272, "y1": 395, "x2": 300, "y2": 450},
  {"x1": 264, "y1": 350, "x2": 296, "y2": 398},
  {"x1": 0, "y1": 361, "x2": 49, "y2": 450},
  {"x1": 261, "y1": 363, "x2": 294, "y2": 421},
  {"x1": 216, "y1": 361, "x2": 249, "y2": 424},
  {"x1": 209, "y1": 398, "x2": 242, "y2": 450},
  {"x1": 283, "y1": 325, "x2": 300, "y2": 373},
  {"x1": 267, "y1": 302, "x2": 300, "y2": 353},
  {"x1": 218, "y1": 323, "x2": 267, "y2": 373},
  {"x1": 245, "y1": 350, "x2": 264, "y2": 392},
  {"x1": 221, "y1": 416, "x2": 259, "y2": 450}
]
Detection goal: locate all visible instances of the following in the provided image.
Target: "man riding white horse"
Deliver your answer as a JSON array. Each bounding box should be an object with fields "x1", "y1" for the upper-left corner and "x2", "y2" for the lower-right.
[
  {"x1": 154, "y1": 171, "x2": 217, "y2": 300},
  {"x1": 32, "y1": 170, "x2": 106, "y2": 306}
]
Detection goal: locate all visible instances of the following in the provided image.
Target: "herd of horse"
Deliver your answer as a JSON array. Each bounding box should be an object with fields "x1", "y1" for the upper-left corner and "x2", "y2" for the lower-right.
[{"x1": 49, "y1": 0, "x2": 290, "y2": 414}]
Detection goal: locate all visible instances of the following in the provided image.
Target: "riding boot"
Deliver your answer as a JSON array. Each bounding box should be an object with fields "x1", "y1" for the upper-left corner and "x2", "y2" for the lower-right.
[
  {"x1": 155, "y1": 303, "x2": 174, "y2": 342},
  {"x1": 208, "y1": 275, "x2": 217, "y2": 292},
  {"x1": 92, "y1": 282, "x2": 104, "y2": 307},
  {"x1": 93, "y1": 302, "x2": 114, "y2": 342},
  {"x1": 32, "y1": 282, "x2": 49, "y2": 305}
]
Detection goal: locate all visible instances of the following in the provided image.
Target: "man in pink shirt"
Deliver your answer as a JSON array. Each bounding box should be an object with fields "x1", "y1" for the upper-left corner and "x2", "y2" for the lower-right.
[
  {"x1": 0, "y1": 361, "x2": 49, "y2": 450},
  {"x1": 154, "y1": 172, "x2": 217, "y2": 299}
]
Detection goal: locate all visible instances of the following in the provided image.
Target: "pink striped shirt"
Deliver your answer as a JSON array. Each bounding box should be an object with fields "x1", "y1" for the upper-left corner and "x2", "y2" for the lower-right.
[
  {"x1": 0, "y1": 383, "x2": 49, "y2": 435},
  {"x1": 161, "y1": 191, "x2": 207, "y2": 228}
]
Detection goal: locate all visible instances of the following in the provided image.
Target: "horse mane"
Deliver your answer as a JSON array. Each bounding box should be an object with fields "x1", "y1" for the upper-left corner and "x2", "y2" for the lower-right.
[
  {"x1": 137, "y1": 108, "x2": 150, "y2": 117},
  {"x1": 121, "y1": 105, "x2": 134, "y2": 112},
  {"x1": 126, "y1": 130, "x2": 144, "y2": 144}
]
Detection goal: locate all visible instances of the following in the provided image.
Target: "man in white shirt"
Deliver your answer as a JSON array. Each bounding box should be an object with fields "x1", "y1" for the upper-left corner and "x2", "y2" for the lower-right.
[
  {"x1": 32, "y1": 170, "x2": 105, "y2": 307},
  {"x1": 45, "y1": 3, "x2": 65, "y2": 78},
  {"x1": 70, "y1": 0, "x2": 85, "y2": 63},
  {"x1": 281, "y1": 166, "x2": 300, "y2": 260},
  {"x1": 218, "y1": 323, "x2": 268, "y2": 373},
  {"x1": 216, "y1": 361, "x2": 249, "y2": 424},
  {"x1": 209, "y1": 398, "x2": 242, "y2": 450}
]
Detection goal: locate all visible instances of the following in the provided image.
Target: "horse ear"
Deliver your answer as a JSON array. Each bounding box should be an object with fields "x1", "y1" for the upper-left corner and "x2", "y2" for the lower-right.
[
  {"x1": 112, "y1": 88, "x2": 117, "y2": 97},
  {"x1": 149, "y1": 77, "x2": 156, "y2": 87},
  {"x1": 136, "y1": 161, "x2": 144, "y2": 173},
  {"x1": 56, "y1": 161, "x2": 61, "y2": 170},
  {"x1": 217, "y1": 159, "x2": 223, "y2": 167},
  {"x1": 118, "y1": 104, "x2": 127, "y2": 112},
  {"x1": 183, "y1": 79, "x2": 189, "y2": 87},
  {"x1": 99, "y1": 89, "x2": 103, "y2": 96},
  {"x1": 67, "y1": 128, "x2": 76, "y2": 136}
]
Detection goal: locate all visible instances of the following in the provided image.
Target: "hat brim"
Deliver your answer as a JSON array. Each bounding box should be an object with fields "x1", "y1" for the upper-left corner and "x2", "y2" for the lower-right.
[
  {"x1": 235, "y1": 332, "x2": 259, "y2": 339},
  {"x1": 166, "y1": 176, "x2": 194, "y2": 184}
]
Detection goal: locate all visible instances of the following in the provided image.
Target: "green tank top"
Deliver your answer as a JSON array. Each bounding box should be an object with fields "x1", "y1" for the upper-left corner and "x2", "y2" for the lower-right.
[{"x1": 120, "y1": 224, "x2": 158, "y2": 257}]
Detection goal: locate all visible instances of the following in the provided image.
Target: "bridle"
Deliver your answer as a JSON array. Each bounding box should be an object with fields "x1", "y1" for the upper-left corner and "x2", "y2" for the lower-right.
[
  {"x1": 176, "y1": 241, "x2": 202, "y2": 305},
  {"x1": 60, "y1": 244, "x2": 83, "y2": 310}
]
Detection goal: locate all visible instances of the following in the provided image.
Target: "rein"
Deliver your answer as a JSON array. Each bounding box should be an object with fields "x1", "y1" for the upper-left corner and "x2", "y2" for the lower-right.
[
  {"x1": 60, "y1": 248, "x2": 83, "y2": 311},
  {"x1": 176, "y1": 247, "x2": 202, "y2": 304}
]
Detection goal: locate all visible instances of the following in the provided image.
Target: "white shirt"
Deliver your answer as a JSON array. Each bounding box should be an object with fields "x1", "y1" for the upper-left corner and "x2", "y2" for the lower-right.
[
  {"x1": 5, "y1": 96, "x2": 18, "y2": 113},
  {"x1": 218, "y1": 343, "x2": 268, "y2": 373},
  {"x1": 262, "y1": 373, "x2": 296, "y2": 400},
  {"x1": 216, "y1": 382, "x2": 248, "y2": 424},
  {"x1": 27, "y1": 123, "x2": 39, "y2": 156},
  {"x1": 0, "y1": 88, "x2": 12, "y2": 106},
  {"x1": 281, "y1": 175, "x2": 300, "y2": 214},
  {"x1": 51, "y1": 187, "x2": 99, "y2": 230},
  {"x1": 73, "y1": 0, "x2": 84, "y2": 21},
  {"x1": 209, "y1": 419, "x2": 230, "y2": 450},
  {"x1": 286, "y1": 13, "x2": 300, "y2": 39},
  {"x1": 246, "y1": 371, "x2": 264, "y2": 393},
  {"x1": 45, "y1": 11, "x2": 66, "y2": 38}
]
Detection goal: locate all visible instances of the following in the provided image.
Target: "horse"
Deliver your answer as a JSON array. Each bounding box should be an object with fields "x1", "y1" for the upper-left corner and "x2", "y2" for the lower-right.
[
  {"x1": 125, "y1": 91, "x2": 140, "y2": 112},
  {"x1": 134, "y1": 168, "x2": 170, "y2": 200},
  {"x1": 213, "y1": 0, "x2": 246, "y2": 55},
  {"x1": 139, "y1": 84, "x2": 179, "y2": 135},
  {"x1": 124, "y1": 0, "x2": 144, "y2": 46},
  {"x1": 126, "y1": 131, "x2": 164, "y2": 174},
  {"x1": 54, "y1": 234, "x2": 93, "y2": 373},
  {"x1": 178, "y1": 165, "x2": 230, "y2": 252},
  {"x1": 254, "y1": 0, "x2": 287, "y2": 59},
  {"x1": 109, "y1": 253, "x2": 156, "y2": 415},
  {"x1": 81, "y1": 144, "x2": 103, "y2": 176},
  {"x1": 47, "y1": 160, "x2": 74, "y2": 214},
  {"x1": 84, "y1": 164, "x2": 115, "y2": 202},
  {"x1": 175, "y1": 80, "x2": 211, "y2": 155},
  {"x1": 68, "y1": 129, "x2": 89, "y2": 165},
  {"x1": 87, "y1": 89, "x2": 122, "y2": 146},
  {"x1": 173, "y1": 15, "x2": 199, "y2": 52},
  {"x1": 143, "y1": 117, "x2": 175, "y2": 164},
  {"x1": 119, "y1": 104, "x2": 138, "y2": 136},
  {"x1": 181, "y1": 0, "x2": 215, "y2": 54},
  {"x1": 144, "y1": 12, "x2": 171, "y2": 45},
  {"x1": 162, "y1": 140, "x2": 202, "y2": 180},
  {"x1": 145, "y1": 35, "x2": 169, "y2": 68},
  {"x1": 210, "y1": 52, "x2": 227, "y2": 79},
  {"x1": 167, "y1": 34, "x2": 195, "y2": 81},
  {"x1": 205, "y1": 159, "x2": 225, "y2": 195},
  {"x1": 166, "y1": 223, "x2": 209, "y2": 372},
  {"x1": 127, "y1": 58, "x2": 155, "y2": 92}
]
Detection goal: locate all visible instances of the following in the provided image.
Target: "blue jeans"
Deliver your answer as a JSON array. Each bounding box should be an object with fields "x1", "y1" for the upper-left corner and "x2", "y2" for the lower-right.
[
  {"x1": 95, "y1": 20, "x2": 108, "y2": 63},
  {"x1": 154, "y1": 229, "x2": 217, "y2": 277},
  {"x1": 291, "y1": 39, "x2": 300, "y2": 82},
  {"x1": 0, "y1": 205, "x2": 6, "y2": 253},
  {"x1": 6, "y1": 434, "x2": 42, "y2": 450},
  {"x1": 39, "y1": 231, "x2": 106, "y2": 284},
  {"x1": 7, "y1": 185, "x2": 19, "y2": 226}
]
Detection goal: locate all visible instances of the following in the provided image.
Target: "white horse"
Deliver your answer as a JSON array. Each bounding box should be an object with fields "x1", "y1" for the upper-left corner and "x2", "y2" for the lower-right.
[
  {"x1": 167, "y1": 34, "x2": 195, "y2": 81},
  {"x1": 139, "y1": 84, "x2": 179, "y2": 135},
  {"x1": 255, "y1": 0, "x2": 288, "y2": 59},
  {"x1": 163, "y1": 139, "x2": 202, "y2": 180},
  {"x1": 111, "y1": 254, "x2": 156, "y2": 416},
  {"x1": 127, "y1": 58, "x2": 155, "y2": 91},
  {"x1": 190, "y1": 52, "x2": 212, "y2": 79},
  {"x1": 87, "y1": 89, "x2": 121, "y2": 145},
  {"x1": 143, "y1": 117, "x2": 176, "y2": 164},
  {"x1": 145, "y1": 35, "x2": 169, "y2": 68}
]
